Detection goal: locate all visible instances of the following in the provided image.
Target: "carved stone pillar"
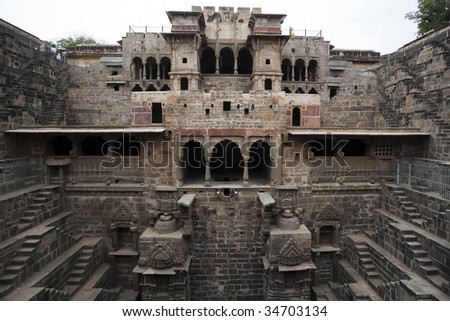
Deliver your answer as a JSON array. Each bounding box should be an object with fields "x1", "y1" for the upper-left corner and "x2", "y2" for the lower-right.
[{"x1": 262, "y1": 208, "x2": 315, "y2": 300}]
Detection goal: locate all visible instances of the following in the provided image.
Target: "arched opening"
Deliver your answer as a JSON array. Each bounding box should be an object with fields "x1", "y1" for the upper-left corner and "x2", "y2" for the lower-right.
[
  {"x1": 210, "y1": 139, "x2": 243, "y2": 182},
  {"x1": 219, "y1": 47, "x2": 234, "y2": 74},
  {"x1": 160, "y1": 84, "x2": 171, "y2": 91},
  {"x1": 248, "y1": 140, "x2": 271, "y2": 184},
  {"x1": 81, "y1": 136, "x2": 107, "y2": 156},
  {"x1": 308, "y1": 88, "x2": 318, "y2": 94},
  {"x1": 160, "y1": 57, "x2": 171, "y2": 80},
  {"x1": 131, "y1": 57, "x2": 143, "y2": 80},
  {"x1": 295, "y1": 87, "x2": 305, "y2": 94},
  {"x1": 264, "y1": 79, "x2": 272, "y2": 90},
  {"x1": 146, "y1": 57, "x2": 158, "y2": 80},
  {"x1": 283, "y1": 87, "x2": 292, "y2": 93},
  {"x1": 294, "y1": 59, "x2": 306, "y2": 81},
  {"x1": 53, "y1": 136, "x2": 72, "y2": 156},
  {"x1": 308, "y1": 60, "x2": 318, "y2": 82},
  {"x1": 200, "y1": 47, "x2": 216, "y2": 74},
  {"x1": 146, "y1": 84, "x2": 157, "y2": 91},
  {"x1": 237, "y1": 48, "x2": 252, "y2": 74},
  {"x1": 181, "y1": 140, "x2": 205, "y2": 184},
  {"x1": 292, "y1": 107, "x2": 301, "y2": 126},
  {"x1": 132, "y1": 84, "x2": 143, "y2": 92},
  {"x1": 281, "y1": 59, "x2": 292, "y2": 81},
  {"x1": 151, "y1": 103, "x2": 163, "y2": 124}
]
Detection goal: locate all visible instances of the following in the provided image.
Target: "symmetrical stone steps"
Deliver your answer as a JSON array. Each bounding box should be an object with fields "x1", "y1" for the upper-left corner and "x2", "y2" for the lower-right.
[
  {"x1": 12, "y1": 186, "x2": 63, "y2": 236},
  {"x1": 373, "y1": 208, "x2": 450, "y2": 295},
  {"x1": 345, "y1": 234, "x2": 450, "y2": 300},
  {"x1": 3, "y1": 237, "x2": 105, "y2": 301},
  {"x1": 0, "y1": 211, "x2": 75, "y2": 298}
]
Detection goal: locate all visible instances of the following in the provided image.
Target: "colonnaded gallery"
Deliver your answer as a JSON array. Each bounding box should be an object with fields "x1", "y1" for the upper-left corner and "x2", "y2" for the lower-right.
[{"x1": 0, "y1": 6, "x2": 449, "y2": 300}]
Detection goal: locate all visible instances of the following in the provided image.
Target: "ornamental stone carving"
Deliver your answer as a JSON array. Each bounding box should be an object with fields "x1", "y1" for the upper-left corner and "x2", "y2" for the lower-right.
[
  {"x1": 316, "y1": 202, "x2": 341, "y2": 222},
  {"x1": 149, "y1": 242, "x2": 174, "y2": 269},
  {"x1": 110, "y1": 203, "x2": 138, "y2": 230},
  {"x1": 279, "y1": 238, "x2": 303, "y2": 266}
]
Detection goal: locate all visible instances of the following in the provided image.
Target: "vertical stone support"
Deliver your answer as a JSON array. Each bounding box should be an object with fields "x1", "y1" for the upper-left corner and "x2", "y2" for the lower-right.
[{"x1": 262, "y1": 209, "x2": 315, "y2": 300}]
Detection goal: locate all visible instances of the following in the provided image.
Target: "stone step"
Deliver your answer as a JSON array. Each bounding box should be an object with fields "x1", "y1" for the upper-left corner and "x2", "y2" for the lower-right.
[
  {"x1": 401, "y1": 234, "x2": 417, "y2": 242},
  {"x1": 406, "y1": 241, "x2": 422, "y2": 249},
  {"x1": 33, "y1": 197, "x2": 49, "y2": 203},
  {"x1": 78, "y1": 255, "x2": 92, "y2": 263},
  {"x1": 355, "y1": 244, "x2": 368, "y2": 251},
  {"x1": 62, "y1": 285, "x2": 79, "y2": 296},
  {"x1": 402, "y1": 206, "x2": 418, "y2": 213},
  {"x1": 19, "y1": 216, "x2": 37, "y2": 224},
  {"x1": 359, "y1": 257, "x2": 372, "y2": 264},
  {"x1": 67, "y1": 277, "x2": 83, "y2": 285},
  {"x1": 23, "y1": 238, "x2": 41, "y2": 247},
  {"x1": 358, "y1": 251, "x2": 371, "y2": 258},
  {"x1": 400, "y1": 201, "x2": 414, "y2": 207},
  {"x1": 404, "y1": 212, "x2": 421, "y2": 220},
  {"x1": 411, "y1": 218, "x2": 428, "y2": 228},
  {"x1": 420, "y1": 265, "x2": 440, "y2": 276},
  {"x1": 74, "y1": 262, "x2": 89, "y2": 270},
  {"x1": 415, "y1": 257, "x2": 434, "y2": 266},
  {"x1": 366, "y1": 270, "x2": 380, "y2": 278},
  {"x1": 11, "y1": 255, "x2": 31, "y2": 264},
  {"x1": 70, "y1": 269, "x2": 85, "y2": 276},
  {"x1": 23, "y1": 209, "x2": 40, "y2": 216},
  {"x1": 0, "y1": 274, "x2": 17, "y2": 285},
  {"x1": 363, "y1": 264, "x2": 377, "y2": 271},
  {"x1": 14, "y1": 223, "x2": 32, "y2": 233},
  {"x1": 17, "y1": 247, "x2": 35, "y2": 255},
  {"x1": 411, "y1": 249, "x2": 428, "y2": 258},
  {"x1": 427, "y1": 274, "x2": 448, "y2": 290},
  {"x1": 4, "y1": 264, "x2": 26, "y2": 273}
]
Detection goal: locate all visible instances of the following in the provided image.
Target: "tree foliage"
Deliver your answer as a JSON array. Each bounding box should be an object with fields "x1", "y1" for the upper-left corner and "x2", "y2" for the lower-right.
[
  {"x1": 406, "y1": 0, "x2": 450, "y2": 36},
  {"x1": 55, "y1": 33, "x2": 99, "y2": 48}
]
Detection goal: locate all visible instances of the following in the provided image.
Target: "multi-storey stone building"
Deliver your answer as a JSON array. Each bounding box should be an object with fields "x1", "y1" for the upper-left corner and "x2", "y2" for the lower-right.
[{"x1": 0, "y1": 6, "x2": 449, "y2": 301}]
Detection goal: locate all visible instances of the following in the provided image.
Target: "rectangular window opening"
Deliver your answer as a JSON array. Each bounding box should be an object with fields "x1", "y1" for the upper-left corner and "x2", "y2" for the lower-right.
[{"x1": 223, "y1": 101, "x2": 231, "y2": 111}]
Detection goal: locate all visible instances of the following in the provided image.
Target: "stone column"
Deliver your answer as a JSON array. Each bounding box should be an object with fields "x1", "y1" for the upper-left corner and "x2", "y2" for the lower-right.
[
  {"x1": 205, "y1": 158, "x2": 211, "y2": 186},
  {"x1": 215, "y1": 56, "x2": 220, "y2": 74},
  {"x1": 234, "y1": 56, "x2": 238, "y2": 75},
  {"x1": 290, "y1": 64, "x2": 294, "y2": 81},
  {"x1": 243, "y1": 155, "x2": 249, "y2": 186}
]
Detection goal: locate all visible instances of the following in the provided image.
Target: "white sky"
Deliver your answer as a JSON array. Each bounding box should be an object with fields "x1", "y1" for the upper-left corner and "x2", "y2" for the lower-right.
[{"x1": 2, "y1": 0, "x2": 419, "y2": 54}]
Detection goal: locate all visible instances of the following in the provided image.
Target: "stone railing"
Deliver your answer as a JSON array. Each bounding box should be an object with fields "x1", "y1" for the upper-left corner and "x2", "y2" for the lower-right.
[
  {"x1": 0, "y1": 157, "x2": 46, "y2": 196},
  {"x1": 67, "y1": 156, "x2": 144, "y2": 184},
  {"x1": 309, "y1": 156, "x2": 394, "y2": 183},
  {"x1": 397, "y1": 158, "x2": 450, "y2": 200}
]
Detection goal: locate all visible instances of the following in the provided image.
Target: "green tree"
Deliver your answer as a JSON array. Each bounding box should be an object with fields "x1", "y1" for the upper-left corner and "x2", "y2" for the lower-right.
[
  {"x1": 406, "y1": 0, "x2": 450, "y2": 36},
  {"x1": 55, "y1": 33, "x2": 99, "y2": 48}
]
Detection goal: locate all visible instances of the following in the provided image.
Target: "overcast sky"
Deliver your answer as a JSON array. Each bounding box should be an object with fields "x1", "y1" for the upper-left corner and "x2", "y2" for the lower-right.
[{"x1": 2, "y1": 0, "x2": 419, "y2": 54}]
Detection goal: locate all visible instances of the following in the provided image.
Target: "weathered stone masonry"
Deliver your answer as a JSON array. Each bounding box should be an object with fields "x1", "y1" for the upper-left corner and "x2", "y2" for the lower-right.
[{"x1": 0, "y1": 8, "x2": 449, "y2": 301}]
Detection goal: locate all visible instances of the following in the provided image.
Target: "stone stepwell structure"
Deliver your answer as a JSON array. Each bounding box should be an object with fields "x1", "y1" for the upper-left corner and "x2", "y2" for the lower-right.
[{"x1": 0, "y1": 6, "x2": 449, "y2": 300}]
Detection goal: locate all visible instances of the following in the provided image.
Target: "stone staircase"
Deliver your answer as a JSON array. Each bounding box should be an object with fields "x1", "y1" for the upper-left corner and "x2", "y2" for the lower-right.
[{"x1": 63, "y1": 246, "x2": 97, "y2": 296}]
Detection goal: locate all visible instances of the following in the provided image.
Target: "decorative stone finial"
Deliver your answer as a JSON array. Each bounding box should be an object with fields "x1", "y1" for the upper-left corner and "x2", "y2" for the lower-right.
[
  {"x1": 276, "y1": 209, "x2": 300, "y2": 230},
  {"x1": 155, "y1": 212, "x2": 178, "y2": 234}
]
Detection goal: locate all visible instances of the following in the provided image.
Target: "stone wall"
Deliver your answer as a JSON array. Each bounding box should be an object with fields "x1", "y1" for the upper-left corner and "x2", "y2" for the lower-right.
[
  {"x1": 0, "y1": 21, "x2": 70, "y2": 158},
  {"x1": 321, "y1": 68, "x2": 378, "y2": 128},
  {"x1": 132, "y1": 90, "x2": 320, "y2": 130},
  {"x1": 189, "y1": 190, "x2": 264, "y2": 300},
  {"x1": 66, "y1": 64, "x2": 131, "y2": 126},
  {"x1": 374, "y1": 25, "x2": 450, "y2": 159}
]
